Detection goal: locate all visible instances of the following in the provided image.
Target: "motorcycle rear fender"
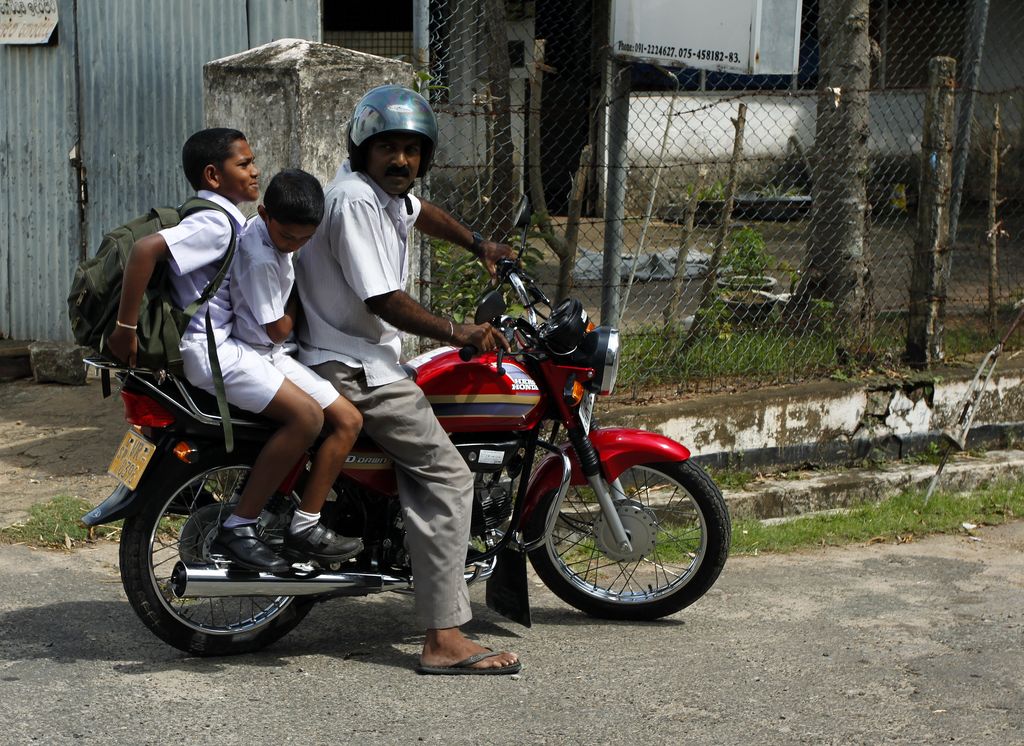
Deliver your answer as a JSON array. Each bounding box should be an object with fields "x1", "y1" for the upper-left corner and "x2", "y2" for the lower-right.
[
  {"x1": 81, "y1": 440, "x2": 257, "y2": 526},
  {"x1": 82, "y1": 483, "x2": 135, "y2": 526},
  {"x1": 523, "y1": 428, "x2": 691, "y2": 522},
  {"x1": 81, "y1": 447, "x2": 196, "y2": 526}
]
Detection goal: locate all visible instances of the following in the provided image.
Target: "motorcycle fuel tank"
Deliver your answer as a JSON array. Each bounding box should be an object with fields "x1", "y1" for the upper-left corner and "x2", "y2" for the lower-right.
[{"x1": 408, "y1": 347, "x2": 545, "y2": 433}]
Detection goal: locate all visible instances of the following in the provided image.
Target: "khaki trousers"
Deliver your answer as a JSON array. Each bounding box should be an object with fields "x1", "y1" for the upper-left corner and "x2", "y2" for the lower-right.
[{"x1": 313, "y1": 360, "x2": 473, "y2": 629}]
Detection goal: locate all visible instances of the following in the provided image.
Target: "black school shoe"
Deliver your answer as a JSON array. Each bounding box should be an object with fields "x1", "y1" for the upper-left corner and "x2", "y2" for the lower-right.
[
  {"x1": 210, "y1": 524, "x2": 290, "y2": 573},
  {"x1": 283, "y1": 523, "x2": 363, "y2": 563}
]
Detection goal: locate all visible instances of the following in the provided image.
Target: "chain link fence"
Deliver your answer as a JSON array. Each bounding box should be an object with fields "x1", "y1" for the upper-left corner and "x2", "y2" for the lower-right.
[{"x1": 329, "y1": 0, "x2": 1024, "y2": 401}]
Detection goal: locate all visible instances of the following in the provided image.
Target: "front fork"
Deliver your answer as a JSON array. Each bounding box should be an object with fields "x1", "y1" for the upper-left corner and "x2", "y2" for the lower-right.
[{"x1": 564, "y1": 426, "x2": 633, "y2": 554}]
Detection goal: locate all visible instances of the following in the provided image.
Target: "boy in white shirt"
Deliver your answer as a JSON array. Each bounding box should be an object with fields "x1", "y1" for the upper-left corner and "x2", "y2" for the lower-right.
[
  {"x1": 230, "y1": 169, "x2": 363, "y2": 565},
  {"x1": 107, "y1": 129, "x2": 353, "y2": 573}
]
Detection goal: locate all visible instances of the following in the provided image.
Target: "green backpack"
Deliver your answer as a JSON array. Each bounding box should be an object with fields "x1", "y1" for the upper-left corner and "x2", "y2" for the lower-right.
[{"x1": 67, "y1": 197, "x2": 237, "y2": 450}]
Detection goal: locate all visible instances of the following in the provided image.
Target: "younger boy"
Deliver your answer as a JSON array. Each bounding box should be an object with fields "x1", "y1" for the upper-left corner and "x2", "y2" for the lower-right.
[
  {"x1": 229, "y1": 169, "x2": 363, "y2": 564},
  {"x1": 106, "y1": 128, "x2": 339, "y2": 573}
]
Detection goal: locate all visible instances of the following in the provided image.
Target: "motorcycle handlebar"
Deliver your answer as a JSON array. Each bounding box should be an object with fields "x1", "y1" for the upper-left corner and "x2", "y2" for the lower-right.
[{"x1": 459, "y1": 345, "x2": 478, "y2": 361}]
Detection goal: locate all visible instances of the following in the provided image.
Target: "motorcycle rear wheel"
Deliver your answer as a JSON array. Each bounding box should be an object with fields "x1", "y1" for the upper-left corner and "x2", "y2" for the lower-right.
[
  {"x1": 526, "y1": 460, "x2": 730, "y2": 620},
  {"x1": 120, "y1": 461, "x2": 314, "y2": 656}
]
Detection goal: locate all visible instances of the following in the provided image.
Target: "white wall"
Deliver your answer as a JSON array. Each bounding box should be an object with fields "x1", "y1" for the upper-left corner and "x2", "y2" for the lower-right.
[{"x1": 628, "y1": 90, "x2": 928, "y2": 166}]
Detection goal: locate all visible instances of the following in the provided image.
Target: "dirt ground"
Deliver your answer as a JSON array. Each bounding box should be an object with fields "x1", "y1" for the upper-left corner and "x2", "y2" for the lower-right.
[{"x1": 0, "y1": 373, "x2": 125, "y2": 527}]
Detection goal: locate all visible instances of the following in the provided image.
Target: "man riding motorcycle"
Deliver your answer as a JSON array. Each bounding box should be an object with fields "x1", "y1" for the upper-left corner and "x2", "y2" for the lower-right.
[{"x1": 294, "y1": 85, "x2": 520, "y2": 675}]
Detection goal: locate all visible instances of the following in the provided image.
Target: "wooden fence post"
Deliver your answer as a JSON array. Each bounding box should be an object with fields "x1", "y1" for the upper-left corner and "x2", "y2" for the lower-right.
[{"x1": 906, "y1": 56, "x2": 957, "y2": 368}]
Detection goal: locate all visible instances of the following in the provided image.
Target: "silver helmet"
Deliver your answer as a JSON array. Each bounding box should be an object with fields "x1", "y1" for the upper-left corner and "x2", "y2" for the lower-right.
[{"x1": 348, "y1": 85, "x2": 438, "y2": 177}]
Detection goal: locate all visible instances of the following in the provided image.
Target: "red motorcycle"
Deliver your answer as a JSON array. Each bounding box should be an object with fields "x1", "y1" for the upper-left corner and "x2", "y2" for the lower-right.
[{"x1": 83, "y1": 206, "x2": 731, "y2": 656}]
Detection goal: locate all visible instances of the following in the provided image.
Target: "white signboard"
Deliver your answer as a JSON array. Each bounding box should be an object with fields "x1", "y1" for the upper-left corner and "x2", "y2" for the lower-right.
[
  {"x1": 612, "y1": 0, "x2": 803, "y2": 76},
  {"x1": 0, "y1": 0, "x2": 58, "y2": 45}
]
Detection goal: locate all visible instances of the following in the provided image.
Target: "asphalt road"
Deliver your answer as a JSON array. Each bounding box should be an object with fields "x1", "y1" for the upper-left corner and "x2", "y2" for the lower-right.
[{"x1": 1, "y1": 524, "x2": 1022, "y2": 745}]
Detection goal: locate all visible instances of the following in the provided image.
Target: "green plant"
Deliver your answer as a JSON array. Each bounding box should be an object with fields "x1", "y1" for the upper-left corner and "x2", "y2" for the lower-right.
[
  {"x1": 428, "y1": 228, "x2": 543, "y2": 323},
  {"x1": 706, "y1": 467, "x2": 757, "y2": 490},
  {"x1": 429, "y1": 239, "x2": 491, "y2": 322},
  {"x1": 810, "y1": 298, "x2": 838, "y2": 337},
  {"x1": 685, "y1": 180, "x2": 727, "y2": 201},
  {"x1": 755, "y1": 182, "x2": 806, "y2": 198},
  {"x1": 411, "y1": 70, "x2": 448, "y2": 96},
  {"x1": 722, "y1": 227, "x2": 773, "y2": 277},
  {"x1": 906, "y1": 441, "x2": 944, "y2": 465},
  {"x1": 694, "y1": 298, "x2": 735, "y2": 340}
]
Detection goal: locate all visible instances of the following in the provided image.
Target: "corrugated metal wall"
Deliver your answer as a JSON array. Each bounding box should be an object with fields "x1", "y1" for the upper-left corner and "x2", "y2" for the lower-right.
[
  {"x1": 0, "y1": 0, "x2": 82, "y2": 344},
  {"x1": 0, "y1": 0, "x2": 320, "y2": 342},
  {"x1": 247, "y1": 0, "x2": 321, "y2": 48}
]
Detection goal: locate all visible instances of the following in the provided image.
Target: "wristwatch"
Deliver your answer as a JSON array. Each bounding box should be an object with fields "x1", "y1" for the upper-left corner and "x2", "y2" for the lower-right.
[{"x1": 471, "y1": 231, "x2": 485, "y2": 256}]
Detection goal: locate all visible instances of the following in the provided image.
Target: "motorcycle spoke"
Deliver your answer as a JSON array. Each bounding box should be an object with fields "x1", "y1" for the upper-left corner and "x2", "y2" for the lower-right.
[
  {"x1": 142, "y1": 464, "x2": 297, "y2": 636},
  {"x1": 556, "y1": 512, "x2": 593, "y2": 533}
]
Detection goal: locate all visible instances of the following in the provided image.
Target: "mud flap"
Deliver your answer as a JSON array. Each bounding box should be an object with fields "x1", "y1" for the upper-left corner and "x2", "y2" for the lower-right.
[
  {"x1": 485, "y1": 544, "x2": 532, "y2": 628},
  {"x1": 81, "y1": 483, "x2": 133, "y2": 526}
]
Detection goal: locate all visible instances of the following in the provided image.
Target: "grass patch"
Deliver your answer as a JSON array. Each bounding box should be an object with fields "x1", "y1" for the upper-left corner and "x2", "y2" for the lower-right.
[
  {"x1": 0, "y1": 495, "x2": 120, "y2": 549},
  {"x1": 618, "y1": 325, "x2": 840, "y2": 391},
  {"x1": 614, "y1": 308, "x2": 1018, "y2": 397},
  {"x1": 706, "y1": 466, "x2": 759, "y2": 490},
  {"x1": 730, "y1": 481, "x2": 1024, "y2": 555}
]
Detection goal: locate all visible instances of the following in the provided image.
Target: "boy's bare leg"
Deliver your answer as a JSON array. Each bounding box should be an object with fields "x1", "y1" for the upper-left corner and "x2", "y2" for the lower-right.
[
  {"x1": 232, "y1": 380, "x2": 323, "y2": 518},
  {"x1": 297, "y1": 396, "x2": 362, "y2": 514},
  {"x1": 211, "y1": 380, "x2": 322, "y2": 572},
  {"x1": 284, "y1": 395, "x2": 364, "y2": 562}
]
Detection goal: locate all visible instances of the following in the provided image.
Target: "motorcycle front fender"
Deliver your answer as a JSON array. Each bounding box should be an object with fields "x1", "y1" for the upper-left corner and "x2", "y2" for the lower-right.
[{"x1": 523, "y1": 427, "x2": 691, "y2": 523}]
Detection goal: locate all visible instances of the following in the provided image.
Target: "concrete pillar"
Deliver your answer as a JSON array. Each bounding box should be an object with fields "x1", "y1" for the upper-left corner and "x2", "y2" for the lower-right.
[{"x1": 203, "y1": 38, "x2": 413, "y2": 197}]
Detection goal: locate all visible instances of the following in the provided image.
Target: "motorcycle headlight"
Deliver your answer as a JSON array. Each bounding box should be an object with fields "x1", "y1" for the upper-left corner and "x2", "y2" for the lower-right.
[{"x1": 583, "y1": 326, "x2": 620, "y2": 396}]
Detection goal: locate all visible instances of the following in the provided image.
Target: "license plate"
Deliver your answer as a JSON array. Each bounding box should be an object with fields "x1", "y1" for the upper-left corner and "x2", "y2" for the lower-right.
[
  {"x1": 107, "y1": 430, "x2": 156, "y2": 489},
  {"x1": 579, "y1": 392, "x2": 596, "y2": 433}
]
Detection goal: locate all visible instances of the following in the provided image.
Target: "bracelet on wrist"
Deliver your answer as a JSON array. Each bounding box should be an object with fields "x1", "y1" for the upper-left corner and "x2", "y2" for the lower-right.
[
  {"x1": 447, "y1": 319, "x2": 455, "y2": 341},
  {"x1": 116, "y1": 320, "x2": 137, "y2": 330}
]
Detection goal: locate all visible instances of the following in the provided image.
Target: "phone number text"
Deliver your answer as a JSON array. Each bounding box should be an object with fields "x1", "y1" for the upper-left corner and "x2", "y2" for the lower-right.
[{"x1": 616, "y1": 41, "x2": 742, "y2": 65}]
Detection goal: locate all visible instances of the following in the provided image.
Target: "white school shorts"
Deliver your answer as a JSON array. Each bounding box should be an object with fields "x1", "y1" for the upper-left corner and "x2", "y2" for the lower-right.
[{"x1": 180, "y1": 335, "x2": 340, "y2": 414}]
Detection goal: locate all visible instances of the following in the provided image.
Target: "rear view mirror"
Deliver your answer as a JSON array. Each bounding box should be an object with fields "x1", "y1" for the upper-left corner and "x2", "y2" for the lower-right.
[
  {"x1": 513, "y1": 196, "x2": 531, "y2": 230},
  {"x1": 474, "y1": 289, "x2": 507, "y2": 325}
]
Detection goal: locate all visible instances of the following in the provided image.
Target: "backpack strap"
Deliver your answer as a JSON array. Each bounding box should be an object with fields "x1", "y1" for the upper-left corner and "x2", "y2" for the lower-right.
[
  {"x1": 205, "y1": 307, "x2": 234, "y2": 453},
  {"x1": 153, "y1": 206, "x2": 182, "y2": 226},
  {"x1": 178, "y1": 198, "x2": 237, "y2": 316},
  {"x1": 176, "y1": 198, "x2": 238, "y2": 453}
]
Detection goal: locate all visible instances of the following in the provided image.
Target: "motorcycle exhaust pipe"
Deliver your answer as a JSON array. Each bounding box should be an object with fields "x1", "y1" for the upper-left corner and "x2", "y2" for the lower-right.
[{"x1": 170, "y1": 561, "x2": 411, "y2": 598}]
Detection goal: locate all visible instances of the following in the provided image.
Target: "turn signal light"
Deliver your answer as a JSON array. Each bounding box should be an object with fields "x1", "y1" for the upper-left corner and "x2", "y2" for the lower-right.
[
  {"x1": 563, "y1": 377, "x2": 586, "y2": 407},
  {"x1": 173, "y1": 441, "x2": 198, "y2": 464},
  {"x1": 121, "y1": 390, "x2": 175, "y2": 427}
]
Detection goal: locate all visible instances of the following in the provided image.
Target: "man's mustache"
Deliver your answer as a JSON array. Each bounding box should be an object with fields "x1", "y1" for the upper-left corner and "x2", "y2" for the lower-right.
[{"x1": 385, "y1": 166, "x2": 411, "y2": 177}]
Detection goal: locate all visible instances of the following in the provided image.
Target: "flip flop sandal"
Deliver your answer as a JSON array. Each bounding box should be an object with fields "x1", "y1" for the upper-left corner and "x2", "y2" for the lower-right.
[{"x1": 416, "y1": 651, "x2": 522, "y2": 676}]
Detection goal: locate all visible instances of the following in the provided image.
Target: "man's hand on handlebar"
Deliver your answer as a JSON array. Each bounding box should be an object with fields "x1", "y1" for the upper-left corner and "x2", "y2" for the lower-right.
[
  {"x1": 453, "y1": 321, "x2": 511, "y2": 356},
  {"x1": 477, "y1": 240, "x2": 514, "y2": 280}
]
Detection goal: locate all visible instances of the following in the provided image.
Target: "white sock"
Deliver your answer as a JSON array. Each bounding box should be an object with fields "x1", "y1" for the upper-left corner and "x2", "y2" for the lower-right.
[
  {"x1": 290, "y1": 509, "x2": 320, "y2": 534},
  {"x1": 223, "y1": 514, "x2": 257, "y2": 529}
]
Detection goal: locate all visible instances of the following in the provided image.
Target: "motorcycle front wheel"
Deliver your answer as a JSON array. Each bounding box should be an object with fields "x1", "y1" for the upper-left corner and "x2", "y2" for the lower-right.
[
  {"x1": 119, "y1": 460, "x2": 314, "y2": 656},
  {"x1": 526, "y1": 459, "x2": 731, "y2": 620}
]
